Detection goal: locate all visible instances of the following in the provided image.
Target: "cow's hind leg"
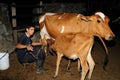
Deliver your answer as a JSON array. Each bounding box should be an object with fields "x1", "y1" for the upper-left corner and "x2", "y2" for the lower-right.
[
  {"x1": 77, "y1": 59, "x2": 82, "y2": 73},
  {"x1": 80, "y1": 57, "x2": 89, "y2": 80},
  {"x1": 87, "y1": 47, "x2": 95, "y2": 80},
  {"x1": 66, "y1": 59, "x2": 71, "y2": 71},
  {"x1": 65, "y1": 60, "x2": 73, "y2": 76}
]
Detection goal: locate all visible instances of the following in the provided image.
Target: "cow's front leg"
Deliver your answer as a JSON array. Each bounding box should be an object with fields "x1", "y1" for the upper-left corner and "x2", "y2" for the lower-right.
[{"x1": 53, "y1": 53, "x2": 62, "y2": 78}]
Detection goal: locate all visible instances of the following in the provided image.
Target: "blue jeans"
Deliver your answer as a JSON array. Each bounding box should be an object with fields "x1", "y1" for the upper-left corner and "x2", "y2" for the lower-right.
[{"x1": 16, "y1": 45, "x2": 46, "y2": 64}]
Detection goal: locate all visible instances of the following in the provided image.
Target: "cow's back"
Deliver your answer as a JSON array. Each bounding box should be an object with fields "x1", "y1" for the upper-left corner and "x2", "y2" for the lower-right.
[{"x1": 44, "y1": 13, "x2": 84, "y2": 38}]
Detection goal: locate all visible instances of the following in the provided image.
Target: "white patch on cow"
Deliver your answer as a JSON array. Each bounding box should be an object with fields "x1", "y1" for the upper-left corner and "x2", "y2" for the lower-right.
[
  {"x1": 87, "y1": 46, "x2": 92, "y2": 60},
  {"x1": 70, "y1": 54, "x2": 78, "y2": 60},
  {"x1": 77, "y1": 14, "x2": 80, "y2": 18},
  {"x1": 77, "y1": 14, "x2": 83, "y2": 18},
  {"x1": 61, "y1": 54, "x2": 63, "y2": 57},
  {"x1": 58, "y1": 16, "x2": 62, "y2": 19},
  {"x1": 39, "y1": 13, "x2": 55, "y2": 23},
  {"x1": 60, "y1": 26, "x2": 64, "y2": 33},
  {"x1": 95, "y1": 12, "x2": 105, "y2": 21},
  {"x1": 40, "y1": 24, "x2": 51, "y2": 40},
  {"x1": 39, "y1": 15, "x2": 45, "y2": 23}
]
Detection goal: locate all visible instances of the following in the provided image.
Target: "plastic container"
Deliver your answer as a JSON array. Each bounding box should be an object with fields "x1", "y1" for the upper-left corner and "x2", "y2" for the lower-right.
[{"x1": 0, "y1": 52, "x2": 9, "y2": 70}]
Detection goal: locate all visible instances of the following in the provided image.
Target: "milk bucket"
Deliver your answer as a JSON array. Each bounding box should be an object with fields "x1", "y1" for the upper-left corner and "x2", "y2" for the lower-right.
[{"x1": 0, "y1": 52, "x2": 9, "y2": 70}]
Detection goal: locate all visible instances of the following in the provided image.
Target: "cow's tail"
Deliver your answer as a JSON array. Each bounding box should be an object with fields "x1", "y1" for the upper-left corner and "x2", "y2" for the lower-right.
[{"x1": 98, "y1": 36, "x2": 109, "y2": 71}]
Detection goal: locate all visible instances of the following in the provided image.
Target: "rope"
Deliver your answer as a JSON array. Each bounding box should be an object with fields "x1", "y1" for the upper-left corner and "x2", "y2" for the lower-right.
[
  {"x1": 96, "y1": 35, "x2": 109, "y2": 70},
  {"x1": 29, "y1": 45, "x2": 44, "y2": 60},
  {"x1": 97, "y1": 36, "x2": 108, "y2": 54}
]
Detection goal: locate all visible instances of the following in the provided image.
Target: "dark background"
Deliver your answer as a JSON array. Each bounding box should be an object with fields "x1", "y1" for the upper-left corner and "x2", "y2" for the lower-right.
[
  {"x1": 1, "y1": 0, "x2": 120, "y2": 19},
  {"x1": 1, "y1": 0, "x2": 120, "y2": 36}
]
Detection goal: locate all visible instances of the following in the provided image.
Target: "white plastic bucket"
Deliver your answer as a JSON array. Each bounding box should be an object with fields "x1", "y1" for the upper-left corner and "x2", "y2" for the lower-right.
[{"x1": 0, "y1": 52, "x2": 9, "y2": 70}]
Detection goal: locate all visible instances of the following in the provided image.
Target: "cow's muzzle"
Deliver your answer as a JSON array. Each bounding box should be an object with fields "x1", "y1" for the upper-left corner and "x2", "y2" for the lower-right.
[{"x1": 108, "y1": 34, "x2": 115, "y2": 40}]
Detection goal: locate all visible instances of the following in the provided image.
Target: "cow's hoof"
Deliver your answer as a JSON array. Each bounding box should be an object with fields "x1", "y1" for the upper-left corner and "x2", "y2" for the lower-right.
[
  {"x1": 78, "y1": 68, "x2": 82, "y2": 74},
  {"x1": 78, "y1": 70, "x2": 82, "y2": 74},
  {"x1": 51, "y1": 76, "x2": 57, "y2": 80}
]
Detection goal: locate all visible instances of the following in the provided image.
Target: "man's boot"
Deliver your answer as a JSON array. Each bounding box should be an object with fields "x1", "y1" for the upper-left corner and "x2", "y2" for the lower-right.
[{"x1": 36, "y1": 60, "x2": 48, "y2": 73}]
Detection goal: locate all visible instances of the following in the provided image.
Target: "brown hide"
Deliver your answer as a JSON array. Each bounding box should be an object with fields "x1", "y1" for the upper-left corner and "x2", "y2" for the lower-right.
[
  {"x1": 51, "y1": 32, "x2": 93, "y2": 80},
  {"x1": 39, "y1": 12, "x2": 115, "y2": 40},
  {"x1": 52, "y1": 33, "x2": 93, "y2": 58},
  {"x1": 39, "y1": 12, "x2": 115, "y2": 80}
]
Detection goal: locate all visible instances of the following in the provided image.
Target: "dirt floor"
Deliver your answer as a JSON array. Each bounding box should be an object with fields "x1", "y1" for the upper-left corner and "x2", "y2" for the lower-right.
[{"x1": 0, "y1": 35, "x2": 120, "y2": 80}]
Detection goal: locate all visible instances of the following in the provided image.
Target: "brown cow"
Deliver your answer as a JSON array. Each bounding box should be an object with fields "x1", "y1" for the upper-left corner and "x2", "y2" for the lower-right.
[
  {"x1": 39, "y1": 12, "x2": 114, "y2": 41},
  {"x1": 50, "y1": 32, "x2": 95, "y2": 80},
  {"x1": 39, "y1": 12, "x2": 115, "y2": 72}
]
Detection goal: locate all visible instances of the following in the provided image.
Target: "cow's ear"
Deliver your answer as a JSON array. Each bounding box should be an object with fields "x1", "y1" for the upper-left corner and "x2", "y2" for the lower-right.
[
  {"x1": 105, "y1": 16, "x2": 110, "y2": 23},
  {"x1": 81, "y1": 16, "x2": 91, "y2": 22}
]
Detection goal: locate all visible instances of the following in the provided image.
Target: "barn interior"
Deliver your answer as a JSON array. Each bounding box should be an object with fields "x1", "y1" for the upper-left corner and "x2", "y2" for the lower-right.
[{"x1": 0, "y1": 0, "x2": 120, "y2": 80}]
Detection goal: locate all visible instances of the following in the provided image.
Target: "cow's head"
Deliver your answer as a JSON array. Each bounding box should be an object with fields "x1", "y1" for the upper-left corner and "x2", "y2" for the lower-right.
[{"x1": 81, "y1": 12, "x2": 115, "y2": 40}]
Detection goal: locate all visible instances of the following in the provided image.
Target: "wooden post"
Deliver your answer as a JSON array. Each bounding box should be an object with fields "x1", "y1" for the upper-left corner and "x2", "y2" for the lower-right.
[
  {"x1": 39, "y1": 1, "x2": 43, "y2": 13},
  {"x1": 11, "y1": 3, "x2": 17, "y2": 44}
]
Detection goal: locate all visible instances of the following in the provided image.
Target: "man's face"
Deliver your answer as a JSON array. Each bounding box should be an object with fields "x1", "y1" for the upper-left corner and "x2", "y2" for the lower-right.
[{"x1": 26, "y1": 27, "x2": 35, "y2": 36}]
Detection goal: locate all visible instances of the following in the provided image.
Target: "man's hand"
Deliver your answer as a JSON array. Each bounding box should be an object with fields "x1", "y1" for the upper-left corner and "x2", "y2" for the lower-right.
[{"x1": 26, "y1": 45, "x2": 33, "y2": 51}]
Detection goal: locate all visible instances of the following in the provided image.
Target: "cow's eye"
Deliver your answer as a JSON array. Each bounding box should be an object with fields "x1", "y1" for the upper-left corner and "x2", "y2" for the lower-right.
[{"x1": 97, "y1": 20, "x2": 101, "y2": 23}]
